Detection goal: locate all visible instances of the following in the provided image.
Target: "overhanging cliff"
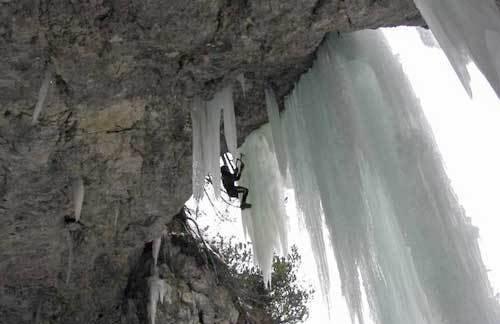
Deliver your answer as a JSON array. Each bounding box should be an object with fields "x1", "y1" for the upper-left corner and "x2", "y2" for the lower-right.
[{"x1": 1, "y1": 1, "x2": 429, "y2": 323}]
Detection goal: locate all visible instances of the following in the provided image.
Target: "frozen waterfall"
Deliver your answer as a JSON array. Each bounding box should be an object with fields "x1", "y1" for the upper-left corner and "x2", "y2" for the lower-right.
[
  {"x1": 413, "y1": 0, "x2": 500, "y2": 98},
  {"x1": 240, "y1": 30, "x2": 500, "y2": 324}
]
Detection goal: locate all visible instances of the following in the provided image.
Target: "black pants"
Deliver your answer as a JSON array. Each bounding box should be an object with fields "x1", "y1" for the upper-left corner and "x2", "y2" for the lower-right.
[
  {"x1": 227, "y1": 186, "x2": 249, "y2": 206},
  {"x1": 236, "y1": 186, "x2": 249, "y2": 206}
]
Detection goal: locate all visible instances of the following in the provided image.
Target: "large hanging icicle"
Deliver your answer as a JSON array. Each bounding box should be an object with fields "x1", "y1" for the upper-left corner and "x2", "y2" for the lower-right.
[
  {"x1": 191, "y1": 95, "x2": 222, "y2": 199},
  {"x1": 191, "y1": 86, "x2": 238, "y2": 200},
  {"x1": 264, "y1": 87, "x2": 288, "y2": 177},
  {"x1": 220, "y1": 85, "x2": 239, "y2": 158},
  {"x1": 239, "y1": 125, "x2": 288, "y2": 287},
  {"x1": 413, "y1": 0, "x2": 500, "y2": 98},
  {"x1": 244, "y1": 30, "x2": 500, "y2": 324}
]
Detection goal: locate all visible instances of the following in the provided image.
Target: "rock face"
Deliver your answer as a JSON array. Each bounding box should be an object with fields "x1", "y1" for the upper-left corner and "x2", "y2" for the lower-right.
[{"x1": 0, "y1": 1, "x2": 424, "y2": 323}]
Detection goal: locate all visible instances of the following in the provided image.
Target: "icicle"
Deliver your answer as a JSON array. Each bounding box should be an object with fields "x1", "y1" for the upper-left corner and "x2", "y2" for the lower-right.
[
  {"x1": 148, "y1": 272, "x2": 169, "y2": 324},
  {"x1": 220, "y1": 85, "x2": 239, "y2": 158},
  {"x1": 264, "y1": 86, "x2": 287, "y2": 177},
  {"x1": 191, "y1": 87, "x2": 233, "y2": 200},
  {"x1": 152, "y1": 236, "x2": 161, "y2": 267},
  {"x1": 72, "y1": 177, "x2": 84, "y2": 222},
  {"x1": 205, "y1": 94, "x2": 222, "y2": 198},
  {"x1": 191, "y1": 97, "x2": 206, "y2": 201},
  {"x1": 113, "y1": 207, "x2": 119, "y2": 235},
  {"x1": 240, "y1": 125, "x2": 288, "y2": 288},
  {"x1": 236, "y1": 73, "x2": 247, "y2": 97},
  {"x1": 413, "y1": 0, "x2": 500, "y2": 98},
  {"x1": 32, "y1": 66, "x2": 52, "y2": 125}
]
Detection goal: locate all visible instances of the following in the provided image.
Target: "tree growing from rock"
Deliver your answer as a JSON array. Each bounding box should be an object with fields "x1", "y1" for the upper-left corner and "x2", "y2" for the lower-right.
[{"x1": 210, "y1": 235, "x2": 313, "y2": 324}]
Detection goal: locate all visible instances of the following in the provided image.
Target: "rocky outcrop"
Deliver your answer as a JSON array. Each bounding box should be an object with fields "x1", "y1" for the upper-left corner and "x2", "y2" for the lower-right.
[
  {"x1": 123, "y1": 213, "x2": 257, "y2": 324},
  {"x1": 0, "y1": 1, "x2": 426, "y2": 323}
]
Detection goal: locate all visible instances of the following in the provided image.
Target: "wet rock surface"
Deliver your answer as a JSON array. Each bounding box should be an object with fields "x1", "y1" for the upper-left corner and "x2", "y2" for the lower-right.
[{"x1": 0, "y1": 1, "x2": 426, "y2": 323}]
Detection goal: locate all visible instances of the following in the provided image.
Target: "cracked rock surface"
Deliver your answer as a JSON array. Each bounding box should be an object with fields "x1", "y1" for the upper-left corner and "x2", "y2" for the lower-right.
[{"x1": 0, "y1": 1, "x2": 425, "y2": 323}]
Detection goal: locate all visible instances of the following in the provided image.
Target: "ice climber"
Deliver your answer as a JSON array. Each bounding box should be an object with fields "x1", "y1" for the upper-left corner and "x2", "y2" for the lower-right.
[{"x1": 221, "y1": 157, "x2": 252, "y2": 209}]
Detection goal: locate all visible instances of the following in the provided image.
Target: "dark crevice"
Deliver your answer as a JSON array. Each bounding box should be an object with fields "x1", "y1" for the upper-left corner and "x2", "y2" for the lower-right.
[
  {"x1": 54, "y1": 73, "x2": 72, "y2": 98},
  {"x1": 105, "y1": 126, "x2": 135, "y2": 134},
  {"x1": 213, "y1": 1, "x2": 227, "y2": 36},
  {"x1": 346, "y1": 12, "x2": 353, "y2": 26},
  {"x1": 312, "y1": 0, "x2": 327, "y2": 16}
]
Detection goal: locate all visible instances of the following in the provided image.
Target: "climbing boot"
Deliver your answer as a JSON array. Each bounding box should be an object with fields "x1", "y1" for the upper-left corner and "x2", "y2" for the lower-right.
[{"x1": 240, "y1": 203, "x2": 252, "y2": 210}]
